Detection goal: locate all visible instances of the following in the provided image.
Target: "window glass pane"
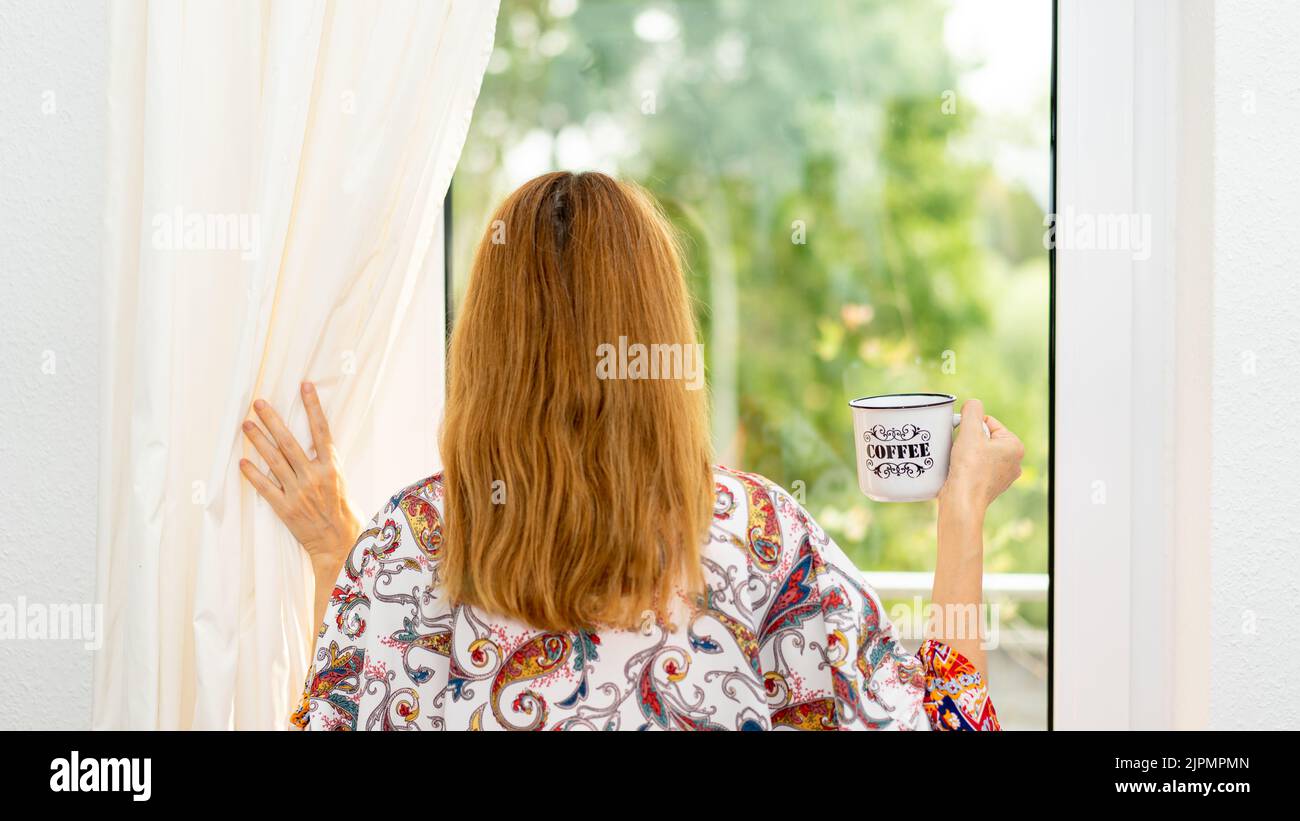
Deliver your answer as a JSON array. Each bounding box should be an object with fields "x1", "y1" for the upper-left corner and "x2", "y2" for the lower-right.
[{"x1": 452, "y1": 0, "x2": 1050, "y2": 728}]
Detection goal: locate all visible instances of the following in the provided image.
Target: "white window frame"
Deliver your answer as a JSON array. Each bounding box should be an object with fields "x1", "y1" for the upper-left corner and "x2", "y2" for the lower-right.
[{"x1": 1054, "y1": 0, "x2": 1212, "y2": 730}]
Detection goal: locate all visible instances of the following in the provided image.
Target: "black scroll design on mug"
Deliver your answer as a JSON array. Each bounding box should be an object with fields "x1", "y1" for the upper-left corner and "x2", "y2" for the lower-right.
[
  {"x1": 868, "y1": 459, "x2": 934, "y2": 479},
  {"x1": 863, "y1": 424, "x2": 930, "y2": 443}
]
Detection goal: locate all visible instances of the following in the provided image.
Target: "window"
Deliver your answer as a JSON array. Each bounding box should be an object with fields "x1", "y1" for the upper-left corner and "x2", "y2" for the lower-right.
[{"x1": 450, "y1": 0, "x2": 1051, "y2": 728}]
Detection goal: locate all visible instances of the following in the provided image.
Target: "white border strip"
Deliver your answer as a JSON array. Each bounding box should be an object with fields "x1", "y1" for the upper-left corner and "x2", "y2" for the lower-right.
[
  {"x1": 1054, "y1": 0, "x2": 1137, "y2": 729},
  {"x1": 1054, "y1": 0, "x2": 1213, "y2": 730}
]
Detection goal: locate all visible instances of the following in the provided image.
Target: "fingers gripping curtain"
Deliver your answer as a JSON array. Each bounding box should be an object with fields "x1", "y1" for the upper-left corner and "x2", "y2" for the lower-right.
[{"x1": 94, "y1": 0, "x2": 499, "y2": 729}]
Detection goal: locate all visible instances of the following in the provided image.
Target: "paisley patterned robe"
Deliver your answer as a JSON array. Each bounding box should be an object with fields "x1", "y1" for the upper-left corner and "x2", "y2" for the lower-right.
[{"x1": 292, "y1": 467, "x2": 1000, "y2": 731}]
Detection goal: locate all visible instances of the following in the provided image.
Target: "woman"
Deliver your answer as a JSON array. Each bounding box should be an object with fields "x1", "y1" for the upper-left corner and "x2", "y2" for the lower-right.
[{"x1": 240, "y1": 171, "x2": 1023, "y2": 731}]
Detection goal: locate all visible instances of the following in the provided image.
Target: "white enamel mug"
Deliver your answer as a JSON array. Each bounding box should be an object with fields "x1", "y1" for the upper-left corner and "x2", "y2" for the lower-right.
[{"x1": 849, "y1": 393, "x2": 977, "y2": 502}]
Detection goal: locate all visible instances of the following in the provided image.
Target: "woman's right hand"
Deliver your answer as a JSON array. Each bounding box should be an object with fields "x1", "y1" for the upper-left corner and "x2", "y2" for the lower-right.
[
  {"x1": 939, "y1": 398, "x2": 1025, "y2": 513},
  {"x1": 238, "y1": 382, "x2": 362, "y2": 574}
]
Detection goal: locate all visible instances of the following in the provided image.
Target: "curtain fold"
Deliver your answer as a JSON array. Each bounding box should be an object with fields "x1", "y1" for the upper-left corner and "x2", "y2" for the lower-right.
[{"x1": 94, "y1": 0, "x2": 499, "y2": 729}]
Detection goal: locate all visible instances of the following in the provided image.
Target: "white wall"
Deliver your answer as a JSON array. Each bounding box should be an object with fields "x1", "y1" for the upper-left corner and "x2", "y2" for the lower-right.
[
  {"x1": 1211, "y1": 0, "x2": 1300, "y2": 729},
  {"x1": 0, "y1": 0, "x2": 106, "y2": 729}
]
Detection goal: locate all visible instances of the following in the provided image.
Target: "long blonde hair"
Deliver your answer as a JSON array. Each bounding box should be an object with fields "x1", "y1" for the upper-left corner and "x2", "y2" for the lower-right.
[{"x1": 439, "y1": 171, "x2": 713, "y2": 632}]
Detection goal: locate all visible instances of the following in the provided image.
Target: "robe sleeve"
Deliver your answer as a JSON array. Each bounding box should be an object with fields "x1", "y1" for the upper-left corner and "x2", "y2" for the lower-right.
[
  {"x1": 752, "y1": 473, "x2": 1000, "y2": 732},
  {"x1": 290, "y1": 512, "x2": 391, "y2": 731},
  {"x1": 917, "y1": 637, "x2": 1000, "y2": 730}
]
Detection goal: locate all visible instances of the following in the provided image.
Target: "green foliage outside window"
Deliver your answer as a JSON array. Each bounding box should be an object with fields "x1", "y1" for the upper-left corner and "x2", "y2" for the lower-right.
[{"x1": 453, "y1": 0, "x2": 1049, "y2": 634}]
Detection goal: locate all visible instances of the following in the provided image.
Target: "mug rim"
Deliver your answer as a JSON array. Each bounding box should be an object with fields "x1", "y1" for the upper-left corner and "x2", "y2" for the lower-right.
[{"x1": 848, "y1": 392, "x2": 956, "y2": 410}]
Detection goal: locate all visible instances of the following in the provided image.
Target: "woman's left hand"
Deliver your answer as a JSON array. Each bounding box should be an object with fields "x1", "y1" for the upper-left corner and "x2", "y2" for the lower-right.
[{"x1": 239, "y1": 382, "x2": 362, "y2": 572}]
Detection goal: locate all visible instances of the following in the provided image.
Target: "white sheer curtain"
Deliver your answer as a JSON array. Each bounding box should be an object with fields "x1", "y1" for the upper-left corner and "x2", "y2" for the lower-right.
[{"x1": 94, "y1": 0, "x2": 499, "y2": 729}]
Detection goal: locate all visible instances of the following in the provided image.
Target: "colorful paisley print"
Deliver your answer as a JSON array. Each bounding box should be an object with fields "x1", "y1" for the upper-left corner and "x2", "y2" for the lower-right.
[{"x1": 292, "y1": 466, "x2": 999, "y2": 731}]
